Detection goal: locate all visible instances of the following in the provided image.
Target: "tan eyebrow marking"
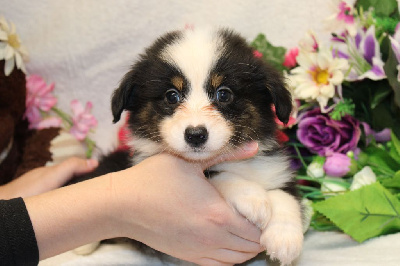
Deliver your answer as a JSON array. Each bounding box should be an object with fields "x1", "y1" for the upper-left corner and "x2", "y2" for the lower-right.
[
  {"x1": 211, "y1": 74, "x2": 224, "y2": 88},
  {"x1": 171, "y1": 76, "x2": 184, "y2": 91}
]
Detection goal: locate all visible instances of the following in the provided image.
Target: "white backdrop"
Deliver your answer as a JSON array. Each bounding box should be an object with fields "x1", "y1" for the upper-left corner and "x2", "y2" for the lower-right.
[
  {"x1": 3, "y1": 0, "x2": 332, "y2": 152},
  {"x1": 4, "y1": 2, "x2": 400, "y2": 265}
]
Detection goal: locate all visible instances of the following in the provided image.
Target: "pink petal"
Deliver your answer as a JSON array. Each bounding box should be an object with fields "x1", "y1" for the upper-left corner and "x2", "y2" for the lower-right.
[
  {"x1": 70, "y1": 126, "x2": 87, "y2": 141},
  {"x1": 34, "y1": 117, "x2": 62, "y2": 130},
  {"x1": 70, "y1": 99, "x2": 84, "y2": 116},
  {"x1": 25, "y1": 106, "x2": 41, "y2": 124}
]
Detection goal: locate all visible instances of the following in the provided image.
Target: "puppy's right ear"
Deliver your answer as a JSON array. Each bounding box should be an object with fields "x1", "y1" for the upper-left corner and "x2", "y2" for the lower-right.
[{"x1": 111, "y1": 70, "x2": 136, "y2": 123}]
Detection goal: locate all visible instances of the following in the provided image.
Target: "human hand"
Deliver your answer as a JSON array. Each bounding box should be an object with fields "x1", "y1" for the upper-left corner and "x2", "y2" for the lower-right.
[
  {"x1": 108, "y1": 142, "x2": 264, "y2": 265},
  {"x1": 0, "y1": 157, "x2": 98, "y2": 200}
]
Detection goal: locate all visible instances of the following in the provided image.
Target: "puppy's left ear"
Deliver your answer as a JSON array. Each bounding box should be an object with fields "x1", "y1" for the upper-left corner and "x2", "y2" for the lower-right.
[
  {"x1": 267, "y1": 79, "x2": 293, "y2": 124},
  {"x1": 111, "y1": 70, "x2": 136, "y2": 123}
]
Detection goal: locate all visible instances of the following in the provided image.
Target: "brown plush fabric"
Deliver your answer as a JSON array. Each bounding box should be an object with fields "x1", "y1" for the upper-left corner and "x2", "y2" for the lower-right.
[
  {"x1": 15, "y1": 127, "x2": 60, "y2": 178},
  {"x1": 0, "y1": 61, "x2": 26, "y2": 152},
  {"x1": 0, "y1": 60, "x2": 61, "y2": 185}
]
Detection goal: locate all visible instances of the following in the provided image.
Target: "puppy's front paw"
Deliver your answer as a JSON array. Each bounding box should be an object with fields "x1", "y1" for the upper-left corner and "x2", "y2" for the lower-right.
[
  {"x1": 229, "y1": 191, "x2": 272, "y2": 229},
  {"x1": 260, "y1": 222, "x2": 303, "y2": 265}
]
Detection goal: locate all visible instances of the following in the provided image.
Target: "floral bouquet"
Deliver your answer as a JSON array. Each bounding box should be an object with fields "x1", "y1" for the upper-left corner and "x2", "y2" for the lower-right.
[
  {"x1": 0, "y1": 16, "x2": 97, "y2": 158},
  {"x1": 252, "y1": 0, "x2": 400, "y2": 242}
]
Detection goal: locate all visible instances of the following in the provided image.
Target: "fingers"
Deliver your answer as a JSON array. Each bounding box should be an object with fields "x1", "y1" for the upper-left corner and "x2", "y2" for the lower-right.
[
  {"x1": 201, "y1": 142, "x2": 259, "y2": 169},
  {"x1": 57, "y1": 157, "x2": 99, "y2": 176},
  {"x1": 227, "y1": 213, "x2": 263, "y2": 244},
  {"x1": 52, "y1": 157, "x2": 98, "y2": 185}
]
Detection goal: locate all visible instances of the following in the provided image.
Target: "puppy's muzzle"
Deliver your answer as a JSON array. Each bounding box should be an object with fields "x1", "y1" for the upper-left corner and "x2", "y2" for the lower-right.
[{"x1": 184, "y1": 126, "x2": 208, "y2": 148}]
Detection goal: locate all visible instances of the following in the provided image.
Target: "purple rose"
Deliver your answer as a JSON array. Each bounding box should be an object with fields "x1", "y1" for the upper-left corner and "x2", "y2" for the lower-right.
[
  {"x1": 297, "y1": 108, "x2": 361, "y2": 156},
  {"x1": 323, "y1": 153, "x2": 351, "y2": 177}
]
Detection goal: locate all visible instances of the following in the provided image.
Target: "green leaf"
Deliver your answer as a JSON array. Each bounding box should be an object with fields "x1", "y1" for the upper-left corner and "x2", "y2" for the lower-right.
[
  {"x1": 381, "y1": 171, "x2": 400, "y2": 189},
  {"x1": 364, "y1": 145, "x2": 400, "y2": 173},
  {"x1": 356, "y1": 0, "x2": 398, "y2": 17},
  {"x1": 313, "y1": 182, "x2": 400, "y2": 242},
  {"x1": 250, "y1": 34, "x2": 287, "y2": 72},
  {"x1": 390, "y1": 131, "x2": 400, "y2": 162},
  {"x1": 371, "y1": 85, "x2": 392, "y2": 109}
]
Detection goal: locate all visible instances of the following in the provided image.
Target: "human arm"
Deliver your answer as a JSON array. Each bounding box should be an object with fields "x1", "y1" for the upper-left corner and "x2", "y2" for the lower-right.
[{"x1": 24, "y1": 142, "x2": 263, "y2": 265}]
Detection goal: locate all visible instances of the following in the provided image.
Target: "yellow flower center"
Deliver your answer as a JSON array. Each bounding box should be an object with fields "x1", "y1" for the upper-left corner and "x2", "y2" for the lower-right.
[
  {"x1": 8, "y1": 34, "x2": 20, "y2": 49},
  {"x1": 309, "y1": 67, "x2": 330, "y2": 85}
]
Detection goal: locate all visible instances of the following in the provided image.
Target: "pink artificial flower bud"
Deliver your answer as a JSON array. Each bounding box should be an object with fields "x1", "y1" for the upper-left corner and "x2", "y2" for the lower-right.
[
  {"x1": 323, "y1": 153, "x2": 351, "y2": 177},
  {"x1": 253, "y1": 50, "x2": 263, "y2": 58},
  {"x1": 283, "y1": 47, "x2": 299, "y2": 68}
]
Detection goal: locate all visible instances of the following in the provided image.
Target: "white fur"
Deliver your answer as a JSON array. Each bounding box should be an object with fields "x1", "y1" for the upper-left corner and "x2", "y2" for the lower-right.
[
  {"x1": 210, "y1": 158, "x2": 303, "y2": 265},
  {"x1": 159, "y1": 29, "x2": 233, "y2": 160},
  {"x1": 129, "y1": 137, "x2": 163, "y2": 164},
  {"x1": 131, "y1": 29, "x2": 303, "y2": 265}
]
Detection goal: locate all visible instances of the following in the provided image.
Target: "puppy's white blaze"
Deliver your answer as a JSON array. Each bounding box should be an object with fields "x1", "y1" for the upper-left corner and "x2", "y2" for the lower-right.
[
  {"x1": 159, "y1": 29, "x2": 233, "y2": 160},
  {"x1": 161, "y1": 28, "x2": 222, "y2": 93}
]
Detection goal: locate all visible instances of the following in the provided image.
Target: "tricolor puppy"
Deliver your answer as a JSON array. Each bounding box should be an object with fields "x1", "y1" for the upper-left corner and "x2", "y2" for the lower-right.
[{"x1": 75, "y1": 28, "x2": 304, "y2": 265}]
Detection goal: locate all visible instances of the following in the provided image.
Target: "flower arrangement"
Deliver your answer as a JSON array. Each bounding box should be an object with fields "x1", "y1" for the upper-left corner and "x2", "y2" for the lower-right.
[
  {"x1": 0, "y1": 16, "x2": 97, "y2": 158},
  {"x1": 25, "y1": 75, "x2": 98, "y2": 158},
  {"x1": 252, "y1": 0, "x2": 400, "y2": 242}
]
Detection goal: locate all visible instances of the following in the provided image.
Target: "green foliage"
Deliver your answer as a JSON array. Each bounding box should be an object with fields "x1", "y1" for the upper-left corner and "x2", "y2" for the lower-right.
[
  {"x1": 384, "y1": 44, "x2": 400, "y2": 110},
  {"x1": 250, "y1": 34, "x2": 287, "y2": 72},
  {"x1": 313, "y1": 182, "x2": 400, "y2": 242},
  {"x1": 390, "y1": 132, "x2": 400, "y2": 162},
  {"x1": 356, "y1": 0, "x2": 399, "y2": 17},
  {"x1": 381, "y1": 171, "x2": 400, "y2": 189},
  {"x1": 330, "y1": 99, "x2": 355, "y2": 120},
  {"x1": 363, "y1": 145, "x2": 400, "y2": 175}
]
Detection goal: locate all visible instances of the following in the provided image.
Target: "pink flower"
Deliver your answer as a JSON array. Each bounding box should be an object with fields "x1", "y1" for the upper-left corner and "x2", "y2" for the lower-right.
[
  {"x1": 25, "y1": 75, "x2": 57, "y2": 112},
  {"x1": 272, "y1": 105, "x2": 296, "y2": 127},
  {"x1": 325, "y1": 0, "x2": 357, "y2": 36},
  {"x1": 323, "y1": 152, "x2": 351, "y2": 177},
  {"x1": 69, "y1": 100, "x2": 98, "y2": 141},
  {"x1": 24, "y1": 75, "x2": 60, "y2": 129},
  {"x1": 29, "y1": 117, "x2": 62, "y2": 130},
  {"x1": 337, "y1": 1, "x2": 354, "y2": 24},
  {"x1": 253, "y1": 50, "x2": 263, "y2": 58},
  {"x1": 283, "y1": 47, "x2": 299, "y2": 68}
]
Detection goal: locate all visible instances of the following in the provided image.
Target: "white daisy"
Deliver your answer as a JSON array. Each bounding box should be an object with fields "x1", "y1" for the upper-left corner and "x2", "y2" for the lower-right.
[
  {"x1": 289, "y1": 47, "x2": 348, "y2": 110},
  {"x1": 0, "y1": 16, "x2": 29, "y2": 76}
]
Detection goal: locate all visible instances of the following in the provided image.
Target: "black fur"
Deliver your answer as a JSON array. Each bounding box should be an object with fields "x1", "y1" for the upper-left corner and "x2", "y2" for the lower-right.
[{"x1": 72, "y1": 28, "x2": 299, "y2": 263}]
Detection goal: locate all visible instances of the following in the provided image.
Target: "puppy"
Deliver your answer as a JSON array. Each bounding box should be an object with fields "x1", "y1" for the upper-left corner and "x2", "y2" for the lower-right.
[{"x1": 73, "y1": 28, "x2": 303, "y2": 265}]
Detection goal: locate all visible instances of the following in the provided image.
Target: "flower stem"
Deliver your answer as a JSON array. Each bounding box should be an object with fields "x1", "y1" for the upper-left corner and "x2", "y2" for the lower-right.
[
  {"x1": 84, "y1": 137, "x2": 96, "y2": 158},
  {"x1": 51, "y1": 107, "x2": 73, "y2": 126}
]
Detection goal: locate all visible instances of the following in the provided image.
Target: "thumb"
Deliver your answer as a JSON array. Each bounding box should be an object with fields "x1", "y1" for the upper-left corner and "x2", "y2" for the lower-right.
[
  {"x1": 55, "y1": 157, "x2": 99, "y2": 178},
  {"x1": 200, "y1": 142, "x2": 259, "y2": 170}
]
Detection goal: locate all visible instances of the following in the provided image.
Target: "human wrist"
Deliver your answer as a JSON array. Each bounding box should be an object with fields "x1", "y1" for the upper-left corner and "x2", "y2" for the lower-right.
[
  {"x1": 24, "y1": 175, "x2": 118, "y2": 259},
  {"x1": 0, "y1": 182, "x2": 16, "y2": 200}
]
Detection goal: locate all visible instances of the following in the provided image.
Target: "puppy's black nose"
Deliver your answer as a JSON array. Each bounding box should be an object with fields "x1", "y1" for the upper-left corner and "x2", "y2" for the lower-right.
[{"x1": 184, "y1": 126, "x2": 208, "y2": 147}]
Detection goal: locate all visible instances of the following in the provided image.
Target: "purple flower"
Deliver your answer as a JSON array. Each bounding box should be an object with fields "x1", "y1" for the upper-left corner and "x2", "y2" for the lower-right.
[
  {"x1": 297, "y1": 108, "x2": 361, "y2": 156},
  {"x1": 361, "y1": 122, "x2": 391, "y2": 145},
  {"x1": 323, "y1": 152, "x2": 351, "y2": 177},
  {"x1": 333, "y1": 26, "x2": 386, "y2": 81}
]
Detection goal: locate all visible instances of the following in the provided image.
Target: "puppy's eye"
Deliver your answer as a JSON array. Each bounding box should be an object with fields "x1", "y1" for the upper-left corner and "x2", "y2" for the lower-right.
[
  {"x1": 216, "y1": 86, "x2": 233, "y2": 103},
  {"x1": 165, "y1": 89, "x2": 181, "y2": 104}
]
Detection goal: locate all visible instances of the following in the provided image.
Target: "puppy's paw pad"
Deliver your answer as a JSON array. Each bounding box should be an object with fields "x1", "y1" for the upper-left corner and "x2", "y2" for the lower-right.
[
  {"x1": 230, "y1": 195, "x2": 271, "y2": 229},
  {"x1": 73, "y1": 242, "x2": 101, "y2": 255},
  {"x1": 261, "y1": 223, "x2": 303, "y2": 265}
]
